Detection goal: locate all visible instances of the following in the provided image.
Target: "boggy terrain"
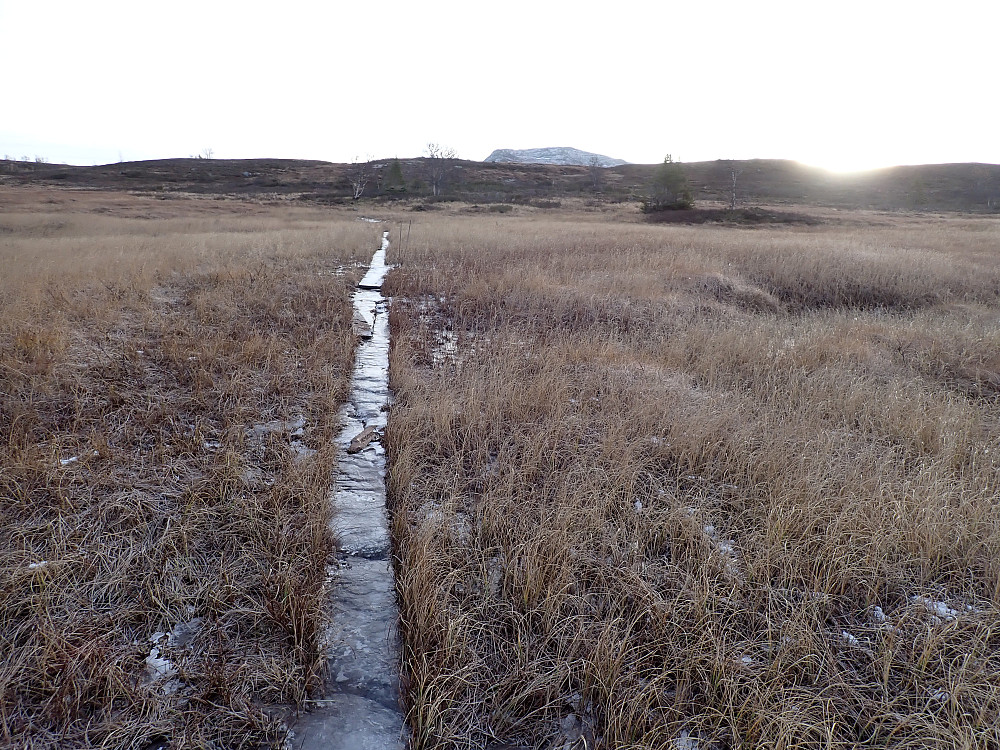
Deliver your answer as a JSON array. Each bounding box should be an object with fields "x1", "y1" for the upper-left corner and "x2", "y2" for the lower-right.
[
  {"x1": 0, "y1": 188, "x2": 381, "y2": 747},
  {"x1": 3, "y1": 184, "x2": 1000, "y2": 750},
  {"x1": 384, "y1": 212, "x2": 1000, "y2": 748}
]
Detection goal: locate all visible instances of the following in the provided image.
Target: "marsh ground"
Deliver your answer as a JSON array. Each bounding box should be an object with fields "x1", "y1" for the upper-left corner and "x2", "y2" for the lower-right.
[
  {"x1": 0, "y1": 187, "x2": 381, "y2": 747},
  {"x1": 3, "y1": 187, "x2": 999, "y2": 749},
  {"x1": 383, "y1": 210, "x2": 1000, "y2": 749}
]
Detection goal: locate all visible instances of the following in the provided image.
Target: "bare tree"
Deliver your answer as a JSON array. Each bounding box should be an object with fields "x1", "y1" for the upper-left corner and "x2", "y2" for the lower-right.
[
  {"x1": 727, "y1": 161, "x2": 743, "y2": 209},
  {"x1": 349, "y1": 156, "x2": 372, "y2": 200},
  {"x1": 425, "y1": 143, "x2": 457, "y2": 196},
  {"x1": 201, "y1": 147, "x2": 214, "y2": 160},
  {"x1": 588, "y1": 156, "x2": 604, "y2": 191}
]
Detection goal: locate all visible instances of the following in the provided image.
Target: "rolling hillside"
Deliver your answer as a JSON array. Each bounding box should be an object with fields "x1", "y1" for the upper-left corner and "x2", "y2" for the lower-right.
[{"x1": 2, "y1": 156, "x2": 998, "y2": 213}]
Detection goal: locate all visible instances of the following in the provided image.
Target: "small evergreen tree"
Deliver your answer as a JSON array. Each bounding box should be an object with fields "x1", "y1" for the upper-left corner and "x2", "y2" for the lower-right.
[
  {"x1": 641, "y1": 154, "x2": 694, "y2": 212},
  {"x1": 385, "y1": 159, "x2": 405, "y2": 192}
]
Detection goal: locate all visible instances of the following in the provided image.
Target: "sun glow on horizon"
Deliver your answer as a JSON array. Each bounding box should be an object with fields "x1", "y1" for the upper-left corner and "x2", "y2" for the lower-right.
[
  {"x1": 1, "y1": 3, "x2": 998, "y2": 173},
  {"x1": 795, "y1": 147, "x2": 996, "y2": 175},
  {"x1": 796, "y1": 154, "x2": 911, "y2": 175}
]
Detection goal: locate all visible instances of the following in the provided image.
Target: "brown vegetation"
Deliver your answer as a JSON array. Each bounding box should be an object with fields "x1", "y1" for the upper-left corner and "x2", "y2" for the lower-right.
[
  {"x1": 5, "y1": 156, "x2": 999, "y2": 213},
  {"x1": 384, "y1": 213, "x2": 1000, "y2": 748},
  {"x1": 5, "y1": 181, "x2": 999, "y2": 749},
  {"x1": 0, "y1": 188, "x2": 381, "y2": 748}
]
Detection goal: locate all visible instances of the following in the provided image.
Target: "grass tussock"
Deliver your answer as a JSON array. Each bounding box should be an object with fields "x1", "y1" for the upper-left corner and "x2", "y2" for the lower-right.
[
  {"x1": 0, "y1": 190, "x2": 382, "y2": 748},
  {"x1": 385, "y1": 214, "x2": 1000, "y2": 748}
]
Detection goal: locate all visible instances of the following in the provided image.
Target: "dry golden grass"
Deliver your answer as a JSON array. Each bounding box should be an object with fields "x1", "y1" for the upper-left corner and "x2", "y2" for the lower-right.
[
  {"x1": 0, "y1": 188, "x2": 382, "y2": 748},
  {"x1": 384, "y1": 212, "x2": 1000, "y2": 748}
]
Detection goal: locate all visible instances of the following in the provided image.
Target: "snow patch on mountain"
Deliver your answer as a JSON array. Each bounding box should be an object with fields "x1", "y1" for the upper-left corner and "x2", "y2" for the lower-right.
[{"x1": 484, "y1": 147, "x2": 628, "y2": 168}]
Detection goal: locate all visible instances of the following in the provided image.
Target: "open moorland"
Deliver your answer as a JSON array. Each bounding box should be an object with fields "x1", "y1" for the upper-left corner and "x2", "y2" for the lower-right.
[
  {"x1": 0, "y1": 188, "x2": 381, "y2": 747},
  {"x1": 2, "y1": 179, "x2": 1000, "y2": 750},
  {"x1": 384, "y1": 211, "x2": 1000, "y2": 748}
]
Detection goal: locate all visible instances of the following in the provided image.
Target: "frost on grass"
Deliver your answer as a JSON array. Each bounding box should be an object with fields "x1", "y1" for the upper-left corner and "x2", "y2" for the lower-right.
[{"x1": 840, "y1": 630, "x2": 861, "y2": 648}]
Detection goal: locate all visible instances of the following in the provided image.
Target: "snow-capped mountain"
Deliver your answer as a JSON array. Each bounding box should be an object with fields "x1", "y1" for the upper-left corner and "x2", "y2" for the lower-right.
[{"x1": 484, "y1": 147, "x2": 628, "y2": 168}]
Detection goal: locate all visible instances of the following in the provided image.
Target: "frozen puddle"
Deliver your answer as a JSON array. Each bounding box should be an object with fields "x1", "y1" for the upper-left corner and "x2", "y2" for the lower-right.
[{"x1": 292, "y1": 230, "x2": 407, "y2": 749}]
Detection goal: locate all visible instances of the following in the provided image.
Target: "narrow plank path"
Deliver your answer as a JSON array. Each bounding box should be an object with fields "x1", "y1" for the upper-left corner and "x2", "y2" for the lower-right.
[{"x1": 292, "y1": 229, "x2": 406, "y2": 749}]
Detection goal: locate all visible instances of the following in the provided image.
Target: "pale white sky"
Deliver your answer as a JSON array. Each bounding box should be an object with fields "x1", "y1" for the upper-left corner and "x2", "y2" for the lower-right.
[{"x1": 2, "y1": 0, "x2": 997, "y2": 172}]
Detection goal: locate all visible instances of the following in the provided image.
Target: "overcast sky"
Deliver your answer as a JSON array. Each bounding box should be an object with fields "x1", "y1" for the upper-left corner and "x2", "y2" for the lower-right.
[{"x1": 2, "y1": 1, "x2": 997, "y2": 172}]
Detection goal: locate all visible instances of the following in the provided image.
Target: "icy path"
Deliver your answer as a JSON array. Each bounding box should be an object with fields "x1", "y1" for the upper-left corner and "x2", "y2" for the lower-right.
[{"x1": 292, "y1": 230, "x2": 406, "y2": 749}]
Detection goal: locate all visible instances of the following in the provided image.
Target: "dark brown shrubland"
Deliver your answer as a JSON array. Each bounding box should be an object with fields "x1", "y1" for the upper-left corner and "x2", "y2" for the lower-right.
[
  {"x1": 384, "y1": 214, "x2": 1000, "y2": 748},
  {"x1": 0, "y1": 191, "x2": 381, "y2": 748}
]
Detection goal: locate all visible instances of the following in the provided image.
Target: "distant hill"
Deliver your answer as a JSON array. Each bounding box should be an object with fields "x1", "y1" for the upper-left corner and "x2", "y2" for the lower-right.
[
  {"x1": 3, "y1": 156, "x2": 999, "y2": 213},
  {"x1": 664, "y1": 160, "x2": 1000, "y2": 213},
  {"x1": 485, "y1": 147, "x2": 628, "y2": 168}
]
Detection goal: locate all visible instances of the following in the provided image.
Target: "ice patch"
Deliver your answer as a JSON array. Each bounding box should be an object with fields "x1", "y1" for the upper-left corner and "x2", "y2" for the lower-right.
[
  {"x1": 59, "y1": 450, "x2": 98, "y2": 466},
  {"x1": 418, "y1": 503, "x2": 472, "y2": 545},
  {"x1": 145, "y1": 646, "x2": 177, "y2": 681},
  {"x1": 357, "y1": 231, "x2": 391, "y2": 289},
  {"x1": 290, "y1": 440, "x2": 317, "y2": 461},
  {"x1": 250, "y1": 416, "x2": 307, "y2": 439},
  {"x1": 913, "y1": 596, "x2": 959, "y2": 621},
  {"x1": 553, "y1": 712, "x2": 596, "y2": 750},
  {"x1": 167, "y1": 617, "x2": 203, "y2": 648},
  {"x1": 700, "y1": 521, "x2": 741, "y2": 578},
  {"x1": 431, "y1": 330, "x2": 460, "y2": 366},
  {"x1": 294, "y1": 229, "x2": 406, "y2": 748},
  {"x1": 674, "y1": 731, "x2": 703, "y2": 750},
  {"x1": 144, "y1": 618, "x2": 203, "y2": 694}
]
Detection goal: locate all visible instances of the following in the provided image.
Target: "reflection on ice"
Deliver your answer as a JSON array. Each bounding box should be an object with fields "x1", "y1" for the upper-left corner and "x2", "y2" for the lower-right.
[{"x1": 293, "y1": 230, "x2": 406, "y2": 749}]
